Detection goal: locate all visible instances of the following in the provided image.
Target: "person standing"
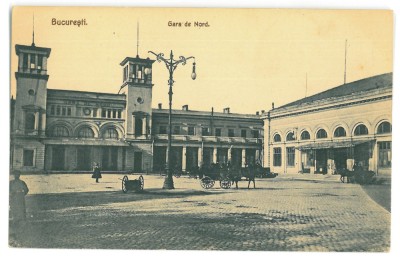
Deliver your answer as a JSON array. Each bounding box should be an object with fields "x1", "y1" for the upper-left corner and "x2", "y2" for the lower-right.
[
  {"x1": 92, "y1": 162, "x2": 102, "y2": 183},
  {"x1": 9, "y1": 171, "x2": 29, "y2": 241},
  {"x1": 10, "y1": 171, "x2": 29, "y2": 222}
]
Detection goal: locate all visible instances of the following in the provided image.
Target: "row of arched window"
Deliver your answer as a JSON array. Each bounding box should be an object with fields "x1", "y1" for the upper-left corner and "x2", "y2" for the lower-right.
[
  {"x1": 273, "y1": 121, "x2": 391, "y2": 143},
  {"x1": 48, "y1": 125, "x2": 120, "y2": 139}
]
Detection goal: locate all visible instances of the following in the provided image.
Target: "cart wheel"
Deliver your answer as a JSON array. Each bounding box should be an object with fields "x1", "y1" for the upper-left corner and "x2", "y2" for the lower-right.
[
  {"x1": 220, "y1": 179, "x2": 232, "y2": 189},
  {"x1": 139, "y1": 175, "x2": 144, "y2": 191},
  {"x1": 200, "y1": 176, "x2": 215, "y2": 189},
  {"x1": 122, "y1": 175, "x2": 129, "y2": 193}
]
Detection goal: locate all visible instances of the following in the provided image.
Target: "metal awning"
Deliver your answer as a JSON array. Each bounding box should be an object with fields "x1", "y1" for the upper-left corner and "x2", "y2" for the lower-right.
[
  {"x1": 296, "y1": 139, "x2": 373, "y2": 151},
  {"x1": 42, "y1": 138, "x2": 130, "y2": 147}
]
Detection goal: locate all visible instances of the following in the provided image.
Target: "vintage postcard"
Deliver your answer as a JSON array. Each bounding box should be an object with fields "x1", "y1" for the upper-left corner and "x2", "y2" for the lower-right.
[{"x1": 9, "y1": 6, "x2": 392, "y2": 252}]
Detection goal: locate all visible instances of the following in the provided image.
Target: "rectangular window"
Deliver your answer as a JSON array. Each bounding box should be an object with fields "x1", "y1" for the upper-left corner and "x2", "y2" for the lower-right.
[
  {"x1": 30, "y1": 54, "x2": 36, "y2": 69},
  {"x1": 159, "y1": 126, "x2": 167, "y2": 134},
  {"x1": 50, "y1": 105, "x2": 55, "y2": 115},
  {"x1": 23, "y1": 149, "x2": 34, "y2": 166},
  {"x1": 23, "y1": 53, "x2": 28, "y2": 68},
  {"x1": 101, "y1": 109, "x2": 106, "y2": 118},
  {"x1": 252, "y1": 130, "x2": 259, "y2": 138},
  {"x1": 92, "y1": 108, "x2": 97, "y2": 117},
  {"x1": 188, "y1": 126, "x2": 195, "y2": 135},
  {"x1": 62, "y1": 107, "x2": 66, "y2": 116},
  {"x1": 173, "y1": 126, "x2": 180, "y2": 135},
  {"x1": 37, "y1": 55, "x2": 43, "y2": 70},
  {"x1": 215, "y1": 128, "x2": 222, "y2": 137},
  {"x1": 117, "y1": 110, "x2": 122, "y2": 119},
  {"x1": 241, "y1": 129, "x2": 247, "y2": 138},
  {"x1": 113, "y1": 110, "x2": 117, "y2": 118},
  {"x1": 202, "y1": 127, "x2": 209, "y2": 136},
  {"x1": 228, "y1": 129, "x2": 235, "y2": 137},
  {"x1": 287, "y1": 147, "x2": 295, "y2": 167},
  {"x1": 378, "y1": 141, "x2": 391, "y2": 168},
  {"x1": 107, "y1": 109, "x2": 112, "y2": 118},
  {"x1": 273, "y1": 148, "x2": 282, "y2": 167},
  {"x1": 56, "y1": 106, "x2": 61, "y2": 115}
]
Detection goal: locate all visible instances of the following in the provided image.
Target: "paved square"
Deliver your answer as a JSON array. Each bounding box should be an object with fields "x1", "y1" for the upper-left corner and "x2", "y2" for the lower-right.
[{"x1": 10, "y1": 174, "x2": 390, "y2": 251}]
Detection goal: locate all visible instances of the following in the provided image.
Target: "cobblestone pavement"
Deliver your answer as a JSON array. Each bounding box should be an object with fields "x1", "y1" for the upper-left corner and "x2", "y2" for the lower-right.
[{"x1": 9, "y1": 173, "x2": 390, "y2": 251}]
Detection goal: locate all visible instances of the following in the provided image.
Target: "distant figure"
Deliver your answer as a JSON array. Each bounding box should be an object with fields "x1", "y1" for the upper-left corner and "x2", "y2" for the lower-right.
[
  {"x1": 9, "y1": 171, "x2": 29, "y2": 222},
  {"x1": 92, "y1": 162, "x2": 102, "y2": 183}
]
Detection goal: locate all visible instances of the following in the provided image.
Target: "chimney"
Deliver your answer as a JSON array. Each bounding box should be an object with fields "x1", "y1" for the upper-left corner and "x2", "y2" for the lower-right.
[
  {"x1": 158, "y1": 103, "x2": 162, "y2": 109},
  {"x1": 223, "y1": 107, "x2": 230, "y2": 114},
  {"x1": 182, "y1": 105, "x2": 189, "y2": 111},
  {"x1": 256, "y1": 111, "x2": 259, "y2": 115},
  {"x1": 272, "y1": 102, "x2": 275, "y2": 109}
]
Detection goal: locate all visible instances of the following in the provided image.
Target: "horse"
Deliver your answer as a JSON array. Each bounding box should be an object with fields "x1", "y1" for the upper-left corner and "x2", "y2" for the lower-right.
[{"x1": 241, "y1": 166, "x2": 256, "y2": 189}]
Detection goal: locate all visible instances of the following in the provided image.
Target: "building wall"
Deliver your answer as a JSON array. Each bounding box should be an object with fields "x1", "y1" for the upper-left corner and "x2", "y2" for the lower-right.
[{"x1": 265, "y1": 97, "x2": 392, "y2": 176}]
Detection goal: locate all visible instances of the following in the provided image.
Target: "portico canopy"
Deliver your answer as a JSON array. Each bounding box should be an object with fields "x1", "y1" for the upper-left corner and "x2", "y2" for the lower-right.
[{"x1": 296, "y1": 139, "x2": 373, "y2": 151}]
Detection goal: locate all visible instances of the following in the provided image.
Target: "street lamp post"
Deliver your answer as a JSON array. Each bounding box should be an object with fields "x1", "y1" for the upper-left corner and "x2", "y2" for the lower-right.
[{"x1": 149, "y1": 50, "x2": 196, "y2": 189}]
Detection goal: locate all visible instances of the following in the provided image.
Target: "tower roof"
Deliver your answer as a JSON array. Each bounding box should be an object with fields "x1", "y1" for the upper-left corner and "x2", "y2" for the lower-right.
[
  {"x1": 15, "y1": 44, "x2": 51, "y2": 57},
  {"x1": 120, "y1": 56, "x2": 155, "y2": 66}
]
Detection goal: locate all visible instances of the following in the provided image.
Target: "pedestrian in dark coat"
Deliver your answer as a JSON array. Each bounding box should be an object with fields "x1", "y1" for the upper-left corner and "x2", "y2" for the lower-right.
[
  {"x1": 10, "y1": 171, "x2": 29, "y2": 221},
  {"x1": 92, "y1": 163, "x2": 102, "y2": 183}
]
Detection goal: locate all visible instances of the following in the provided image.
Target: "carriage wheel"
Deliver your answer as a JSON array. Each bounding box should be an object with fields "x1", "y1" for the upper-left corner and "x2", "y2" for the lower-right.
[
  {"x1": 200, "y1": 176, "x2": 215, "y2": 189},
  {"x1": 220, "y1": 179, "x2": 232, "y2": 189},
  {"x1": 122, "y1": 175, "x2": 129, "y2": 193},
  {"x1": 138, "y1": 175, "x2": 144, "y2": 191}
]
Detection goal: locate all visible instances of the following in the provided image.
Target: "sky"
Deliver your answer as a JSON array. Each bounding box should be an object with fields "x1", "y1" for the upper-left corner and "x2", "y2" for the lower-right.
[{"x1": 11, "y1": 7, "x2": 392, "y2": 114}]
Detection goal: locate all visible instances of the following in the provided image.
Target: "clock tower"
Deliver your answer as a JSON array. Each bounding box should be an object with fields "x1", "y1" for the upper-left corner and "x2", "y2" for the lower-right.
[{"x1": 119, "y1": 55, "x2": 155, "y2": 140}]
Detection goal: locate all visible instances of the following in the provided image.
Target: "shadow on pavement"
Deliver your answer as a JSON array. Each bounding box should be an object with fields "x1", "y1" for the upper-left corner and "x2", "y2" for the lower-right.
[{"x1": 26, "y1": 189, "x2": 223, "y2": 211}]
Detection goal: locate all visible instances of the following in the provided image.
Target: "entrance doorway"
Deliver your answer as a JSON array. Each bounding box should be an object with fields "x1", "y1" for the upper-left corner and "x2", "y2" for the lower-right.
[
  {"x1": 52, "y1": 145, "x2": 65, "y2": 170},
  {"x1": 77, "y1": 146, "x2": 92, "y2": 170},
  {"x1": 333, "y1": 148, "x2": 347, "y2": 171},
  {"x1": 315, "y1": 149, "x2": 327, "y2": 174},
  {"x1": 134, "y1": 152, "x2": 142, "y2": 172},
  {"x1": 102, "y1": 147, "x2": 118, "y2": 171}
]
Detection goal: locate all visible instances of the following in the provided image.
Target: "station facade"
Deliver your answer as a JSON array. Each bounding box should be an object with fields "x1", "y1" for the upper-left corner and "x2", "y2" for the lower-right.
[
  {"x1": 263, "y1": 73, "x2": 392, "y2": 176},
  {"x1": 10, "y1": 42, "x2": 263, "y2": 173}
]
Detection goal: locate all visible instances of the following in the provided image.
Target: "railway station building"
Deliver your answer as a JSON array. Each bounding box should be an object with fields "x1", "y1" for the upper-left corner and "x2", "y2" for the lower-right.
[
  {"x1": 263, "y1": 73, "x2": 392, "y2": 176},
  {"x1": 10, "y1": 41, "x2": 263, "y2": 174}
]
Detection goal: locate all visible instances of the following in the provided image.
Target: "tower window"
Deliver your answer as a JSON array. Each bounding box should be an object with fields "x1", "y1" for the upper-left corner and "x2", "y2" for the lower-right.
[
  {"x1": 37, "y1": 55, "x2": 43, "y2": 70},
  {"x1": 23, "y1": 53, "x2": 28, "y2": 68},
  {"x1": 25, "y1": 112, "x2": 35, "y2": 130},
  {"x1": 30, "y1": 54, "x2": 36, "y2": 69}
]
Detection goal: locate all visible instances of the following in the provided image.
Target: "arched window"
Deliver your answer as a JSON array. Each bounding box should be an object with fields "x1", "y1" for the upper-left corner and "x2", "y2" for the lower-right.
[
  {"x1": 377, "y1": 122, "x2": 391, "y2": 134},
  {"x1": 78, "y1": 127, "x2": 94, "y2": 138},
  {"x1": 301, "y1": 131, "x2": 310, "y2": 140},
  {"x1": 103, "y1": 128, "x2": 118, "y2": 139},
  {"x1": 316, "y1": 129, "x2": 327, "y2": 139},
  {"x1": 51, "y1": 126, "x2": 69, "y2": 137},
  {"x1": 273, "y1": 134, "x2": 281, "y2": 142},
  {"x1": 354, "y1": 124, "x2": 368, "y2": 136},
  {"x1": 286, "y1": 132, "x2": 295, "y2": 141},
  {"x1": 25, "y1": 113, "x2": 35, "y2": 130},
  {"x1": 334, "y1": 127, "x2": 346, "y2": 137}
]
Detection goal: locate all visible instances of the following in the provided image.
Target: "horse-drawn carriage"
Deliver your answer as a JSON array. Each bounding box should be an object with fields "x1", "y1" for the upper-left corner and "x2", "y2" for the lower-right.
[
  {"x1": 198, "y1": 164, "x2": 270, "y2": 189},
  {"x1": 338, "y1": 166, "x2": 375, "y2": 184}
]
